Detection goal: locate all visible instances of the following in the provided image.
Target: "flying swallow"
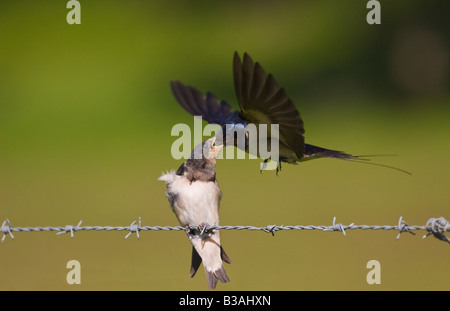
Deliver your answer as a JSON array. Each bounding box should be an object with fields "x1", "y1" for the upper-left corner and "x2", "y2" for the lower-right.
[
  {"x1": 170, "y1": 52, "x2": 410, "y2": 174},
  {"x1": 158, "y1": 137, "x2": 231, "y2": 290}
]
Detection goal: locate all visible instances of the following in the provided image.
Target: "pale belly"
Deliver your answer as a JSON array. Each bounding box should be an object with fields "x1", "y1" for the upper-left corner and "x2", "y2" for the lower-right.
[{"x1": 170, "y1": 178, "x2": 221, "y2": 227}]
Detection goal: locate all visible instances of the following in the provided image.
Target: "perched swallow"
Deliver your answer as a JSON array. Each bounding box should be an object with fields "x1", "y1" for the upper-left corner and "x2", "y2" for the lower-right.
[
  {"x1": 170, "y1": 52, "x2": 410, "y2": 174},
  {"x1": 158, "y1": 137, "x2": 231, "y2": 290}
]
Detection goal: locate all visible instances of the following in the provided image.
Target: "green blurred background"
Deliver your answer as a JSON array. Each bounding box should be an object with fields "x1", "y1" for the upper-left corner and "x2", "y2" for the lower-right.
[{"x1": 1, "y1": 0, "x2": 449, "y2": 290}]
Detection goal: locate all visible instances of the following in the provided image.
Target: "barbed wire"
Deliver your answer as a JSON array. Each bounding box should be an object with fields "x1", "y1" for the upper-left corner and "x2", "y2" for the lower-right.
[{"x1": 1, "y1": 216, "x2": 449, "y2": 244}]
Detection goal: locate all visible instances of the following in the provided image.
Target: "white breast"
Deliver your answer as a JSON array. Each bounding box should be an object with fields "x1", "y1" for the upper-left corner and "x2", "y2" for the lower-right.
[{"x1": 159, "y1": 171, "x2": 222, "y2": 227}]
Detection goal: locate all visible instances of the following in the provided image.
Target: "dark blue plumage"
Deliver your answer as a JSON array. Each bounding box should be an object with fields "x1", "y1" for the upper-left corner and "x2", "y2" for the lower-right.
[{"x1": 170, "y1": 52, "x2": 410, "y2": 175}]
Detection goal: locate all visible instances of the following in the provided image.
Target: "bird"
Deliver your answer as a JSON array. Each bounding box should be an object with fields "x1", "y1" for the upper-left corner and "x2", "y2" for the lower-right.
[
  {"x1": 170, "y1": 52, "x2": 410, "y2": 175},
  {"x1": 158, "y1": 137, "x2": 231, "y2": 290}
]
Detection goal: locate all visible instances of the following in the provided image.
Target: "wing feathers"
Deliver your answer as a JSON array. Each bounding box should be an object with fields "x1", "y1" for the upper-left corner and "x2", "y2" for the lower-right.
[
  {"x1": 170, "y1": 81, "x2": 236, "y2": 125},
  {"x1": 233, "y1": 52, "x2": 305, "y2": 158}
]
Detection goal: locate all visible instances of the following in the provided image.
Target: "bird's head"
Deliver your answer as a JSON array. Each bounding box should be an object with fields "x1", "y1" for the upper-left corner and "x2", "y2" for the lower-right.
[
  {"x1": 189, "y1": 136, "x2": 224, "y2": 162},
  {"x1": 203, "y1": 136, "x2": 224, "y2": 160}
]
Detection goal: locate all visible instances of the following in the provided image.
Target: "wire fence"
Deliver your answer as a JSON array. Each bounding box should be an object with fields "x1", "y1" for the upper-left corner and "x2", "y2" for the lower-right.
[{"x1": 1, "y1": 216, "x2": 449, "y2": 244}]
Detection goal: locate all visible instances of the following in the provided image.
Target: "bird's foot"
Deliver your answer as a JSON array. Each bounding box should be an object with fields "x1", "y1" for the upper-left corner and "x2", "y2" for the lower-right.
[
  {"x1": 276, "y1": 162, "x2": 282, "y2": 176},
  {"x1": 260, "y1": 159, "x2": 269, "y2": 174},
  {"x1": 197, "y1": 223, "x2": 210, "y2": 235},
  {"x1": 185, "y1": 223, "x2": 212, "y2": 237},
  {"x1": 185, "y1": 225, "x2": 194, "y2": 236}
]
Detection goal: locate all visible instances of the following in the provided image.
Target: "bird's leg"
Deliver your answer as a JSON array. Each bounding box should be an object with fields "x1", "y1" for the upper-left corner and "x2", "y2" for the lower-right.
[
  {"x1": 186, "y1": 223, "x2": 212, "y2": 238},
  {"x1": 260, "y1": 159, "x2": 269, "y2": 174},
  {"x1": 276, "y1": 161, "x2": 282, "y2": 175}
]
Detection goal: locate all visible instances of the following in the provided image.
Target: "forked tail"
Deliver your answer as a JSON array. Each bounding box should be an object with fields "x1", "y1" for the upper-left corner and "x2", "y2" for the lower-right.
[{"x1": 304, "y1": 144, "x2": 412, "y2": 175}]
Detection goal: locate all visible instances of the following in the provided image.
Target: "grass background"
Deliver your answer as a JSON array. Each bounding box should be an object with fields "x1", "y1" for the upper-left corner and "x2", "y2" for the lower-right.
[{"x1": 1, "y1": 0, "x2": 449, "y2": 290}]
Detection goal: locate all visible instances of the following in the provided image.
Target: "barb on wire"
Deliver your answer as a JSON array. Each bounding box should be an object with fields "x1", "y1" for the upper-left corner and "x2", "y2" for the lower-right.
[
  {"x1": 57, "y1": 220, "x2": 83, "y2": 238},
  {"x1": 423, "y1": 217, "x2": 450, "y2": 244},
  {"x1": 1, "y1": 216, "x2": 449, "y2": 244},
  {"x1": 262, "y1": 224, "x2": 278, "y2": 236},
  {"x1": 1, "y1": 219, "x2": 14, "y2": 241},
  {"x1": 396, "y1": 216, "x2": 416, "y2": 240},
  {"x1": 125, "y1": 217, "x2": 142, "y2": 239},
  {"x1": 332, "y1": 217, "x2": 353, "y2": 236}
]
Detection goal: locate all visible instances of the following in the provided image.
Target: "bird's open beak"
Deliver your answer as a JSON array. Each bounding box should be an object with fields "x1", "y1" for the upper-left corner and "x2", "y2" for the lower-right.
[
  {"x1": 211, "y1": 136, "x2": 217, "y2": 146},
  {"x1": 209, "y1": 136, "x2": 224, "y2": 158}
]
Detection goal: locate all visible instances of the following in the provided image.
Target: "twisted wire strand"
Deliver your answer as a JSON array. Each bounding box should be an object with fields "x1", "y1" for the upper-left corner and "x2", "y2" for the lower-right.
[{"x1": 1, "y1": 216, "x2": 449, "y2": 244}]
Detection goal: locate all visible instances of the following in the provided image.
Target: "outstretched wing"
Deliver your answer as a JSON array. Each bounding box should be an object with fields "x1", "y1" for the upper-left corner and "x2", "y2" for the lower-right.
[
  {"x1": 170, "y1": 81, "x2": 241, "y2": 126},
  {"x1": 233, "y1": 52, "x2": 305, "y2": 158}
]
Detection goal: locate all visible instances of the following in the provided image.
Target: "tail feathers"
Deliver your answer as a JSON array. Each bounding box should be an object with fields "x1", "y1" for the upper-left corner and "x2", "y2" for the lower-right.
[
  {"x1": 205, "y1": 266, "x2": 230, "y2": 290},
  {"x1": 304, "y1": 144, "x2": 358, "y2": 160},
  {"x1": 190, "y1": 246, "x2": 231, "y2": 289},
  {"x1": 303, "y1": 144, "x2": 412, "y2": 175}
]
